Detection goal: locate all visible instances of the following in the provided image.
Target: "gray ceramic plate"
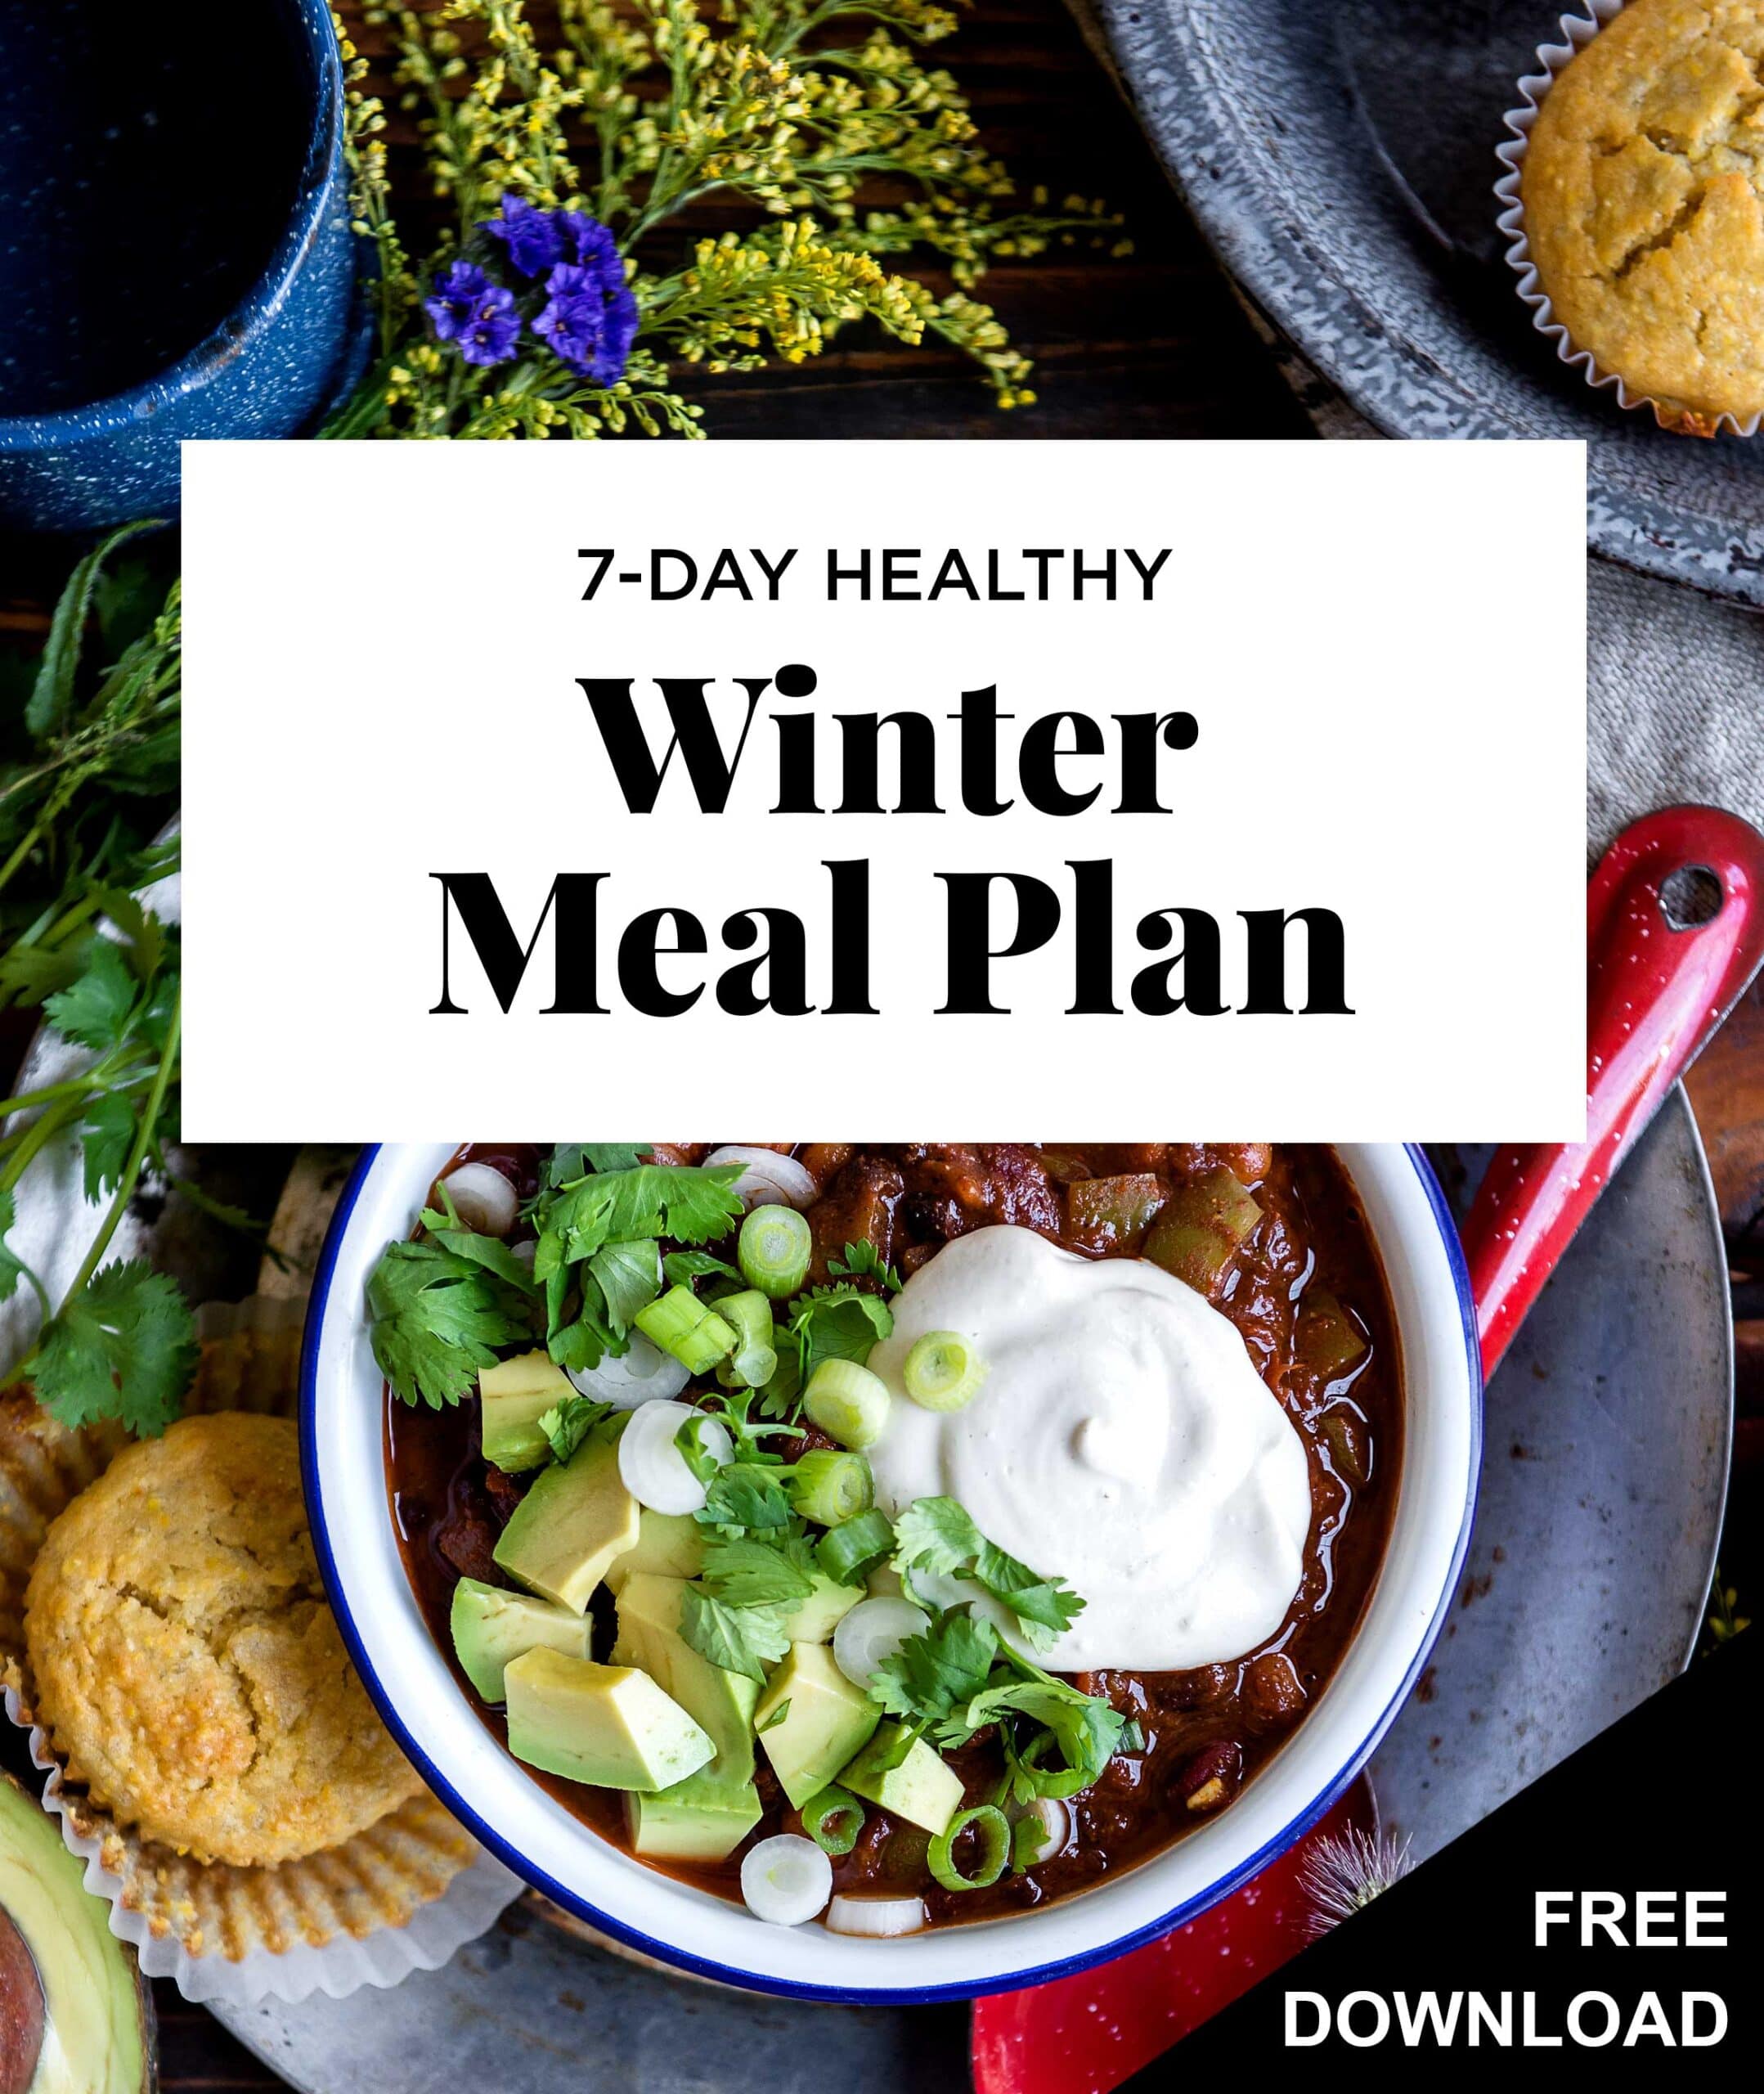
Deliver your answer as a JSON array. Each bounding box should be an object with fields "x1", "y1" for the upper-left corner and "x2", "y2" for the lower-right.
[
  {"x1": 186, "y1": 1108, "x2": 1729, "y2": 2092},
  {"x1": 1097, "y1": 0, "x2": 1764, "y2": 601}
]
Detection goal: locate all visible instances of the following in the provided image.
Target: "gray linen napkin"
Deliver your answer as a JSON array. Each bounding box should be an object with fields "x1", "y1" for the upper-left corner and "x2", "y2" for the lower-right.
[{"x1": 1583, "y1": 559, "x2": 1764, "y2": 852}]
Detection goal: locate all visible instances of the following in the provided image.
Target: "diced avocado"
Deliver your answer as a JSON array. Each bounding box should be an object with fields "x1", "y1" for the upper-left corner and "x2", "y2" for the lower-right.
[
  {"x1": 504, "y1": 1648, "x2": 713, "y2": 1791},
  {"x1": 493, "y1": 1430, "x2": 638, "y2": 1614},
  {"x1": 604, "y1": 1508, "x2": 706, "y2": 1596},
  {"x1": 609, "y1": 1572, "x2": 757, "y2": 1787},
  {"x1": 478, "y1": 1350, "x2": 576, "y2": 1473},
  {"x1": 450, "y1": 1577, "x2": 588, "y2": 1702},
  {"x1": 776, "y1": 1570, "x2": 860, "y2": 1645},
  {"x1": 625, "y1": 1770, "x2": 764, "y2": 1863},
  {"x1": 839, "y1": 1721, "x2": 964, "y2": 1836},
  {"x1": 753, "y1": 1642, "x2": 880, "y2": 1809}
]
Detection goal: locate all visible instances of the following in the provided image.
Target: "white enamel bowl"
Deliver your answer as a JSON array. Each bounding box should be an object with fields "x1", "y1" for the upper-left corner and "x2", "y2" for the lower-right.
[{"x1": 302, "y1": 1143, "x2": 1480, "y2": 2002}]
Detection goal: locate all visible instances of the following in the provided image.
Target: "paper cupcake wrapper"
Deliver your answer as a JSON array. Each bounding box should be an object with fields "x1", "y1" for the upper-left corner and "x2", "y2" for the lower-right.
[
  {"x1": 1494, "y1": 0, "x2": 1757, "y2": 438},
  {"x1": 0, "y1": 1296, "x2": 522, "y2": 2006}
]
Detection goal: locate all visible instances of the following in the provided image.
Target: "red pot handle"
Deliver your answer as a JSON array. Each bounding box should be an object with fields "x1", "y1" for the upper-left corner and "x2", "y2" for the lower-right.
[{"x1": 1464, "y1": 804, "x2": 1764, "y2": 1381}]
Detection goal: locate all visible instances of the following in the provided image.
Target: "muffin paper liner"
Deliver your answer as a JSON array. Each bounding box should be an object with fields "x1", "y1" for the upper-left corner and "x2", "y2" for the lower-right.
[
  {"x1": 1495, "y1": 0, "x2": 1759, "y2": 438},
  {"x1": 0, "y1": 1296, "x2": 521, "y2": 2006}
]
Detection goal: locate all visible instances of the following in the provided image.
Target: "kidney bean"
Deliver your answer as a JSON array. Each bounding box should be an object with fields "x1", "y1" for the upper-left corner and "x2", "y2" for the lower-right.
[{"x1": 1173, "y1": 1741, "x2": 1244, "y2": 1814}]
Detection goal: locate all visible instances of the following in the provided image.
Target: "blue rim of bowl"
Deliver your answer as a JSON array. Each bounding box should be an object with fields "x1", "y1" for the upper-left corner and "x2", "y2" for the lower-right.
[
  {"x1": 0, "y1": 0, "x2": 343, "y2": 452},
  {"x1": 301, "y1": 1142, "x2": 1483, "y2": 2006}
]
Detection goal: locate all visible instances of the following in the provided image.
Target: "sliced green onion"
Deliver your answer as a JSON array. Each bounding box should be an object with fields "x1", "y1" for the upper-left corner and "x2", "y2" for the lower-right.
[
  {"x1": 634, "y1": 1284, "x2": 737, "y2": 1375},
  {"x1": 790, "y1": 1449, "x2": 874, "y2": 1528},
  {"x1": 715, "y1": 1288, "x2": 779, "y2": 1390},
  {"x1": 928, "y1": 1805, "x2": 1010, "y2": 1892},
  {"x1": 739, "y1": 1205, "x2": 812, "y2": 1299},
  {"x1": 1142, "y1": 1168, "x2": 1262, "y2": 1298},
  {"x1": 815, "y1": 1507, "x2": 895, "y2": 1586},
  {"x1": 1015, "y1": 1730, "x2": 1093, "y2": 1800},
  {"x1": 901, "y1": 1330, "x2": 987, "y2": 1413},
  {"x1": 801, "y1": 1785, "x2": 865, "y2": 1857},
  {"x1": 803, "y1": 1359, "x2": 891, "y2": 1449}
]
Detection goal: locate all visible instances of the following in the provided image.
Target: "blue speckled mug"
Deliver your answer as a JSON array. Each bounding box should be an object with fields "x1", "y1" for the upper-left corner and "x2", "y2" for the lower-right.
[{"x1": 0, "y1": 0, "x2": 361, "y2": 532}]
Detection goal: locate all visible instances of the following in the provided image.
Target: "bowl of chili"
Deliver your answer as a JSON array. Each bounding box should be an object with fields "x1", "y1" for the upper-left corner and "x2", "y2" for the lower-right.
[{"x1": 302, "y1": 1140, "x2": 1479, "y2": 2002}]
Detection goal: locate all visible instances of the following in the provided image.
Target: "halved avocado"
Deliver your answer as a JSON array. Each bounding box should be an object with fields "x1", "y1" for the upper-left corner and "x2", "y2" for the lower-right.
[{"x1": 0, "y1": 1772, "x2": 154, "y2": 2093}]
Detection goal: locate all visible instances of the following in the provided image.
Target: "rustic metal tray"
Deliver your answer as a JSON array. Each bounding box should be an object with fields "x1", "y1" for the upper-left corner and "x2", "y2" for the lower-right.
[
  {"x1": 3, "y1": 1108, "x2": 1730, "y2": 2088},
  {"x1": 1096, "y1": 0, "x2": 1764, "y2": 603}
]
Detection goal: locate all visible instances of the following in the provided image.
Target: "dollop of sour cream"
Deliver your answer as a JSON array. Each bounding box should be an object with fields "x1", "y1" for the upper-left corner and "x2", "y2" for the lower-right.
[{"x1": 866, "y1": 1226, "x2": 1312, "y2": 1672}]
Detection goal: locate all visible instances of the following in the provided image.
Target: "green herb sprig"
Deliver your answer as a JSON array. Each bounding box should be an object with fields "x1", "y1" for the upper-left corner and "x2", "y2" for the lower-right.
[
  {"x1": 0, "y1": 532, "x2": 198, "y2": 1435},
  {"x1": 868, "y1": 1497, "x2": 1124, "y2": 1799}
]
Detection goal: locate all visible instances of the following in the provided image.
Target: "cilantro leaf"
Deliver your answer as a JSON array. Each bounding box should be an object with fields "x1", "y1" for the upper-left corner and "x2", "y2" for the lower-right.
[
  {"x1": 696, "y1": 1460, "x2": 796, "y2": 1533},
  {"x1": 541, "y1": 1143, "x2": 653, "y2": 1192},
  {"x1": 536, "y1": 1164, "x2": 744, "y2": 1274},
  {"x1": 368, "y1": 1238, "x2": 535, "y2": 1409},
  {"x1": 700, "y1": 1532, "x2": 817, "y2": 1610},
  {"x1": 678, "y1": 1586, "x2": 792, "y2": 1683},
  {"x1": 869, "y1": 1611, "x2": 1001, "y2": 1728},
  {"x1": 537, "y1": 1393, "x2": 613, "y2": 1463},
  {"x1": 0, "y1": 941, "x2": 88, "y2": 1010},
  {"x1": 754, "y1": 1344, "x2": 802, "y2": 1420},
  {"x1": 674, "y1": 1412, "x2": 727, "y2": 1485},
  {"x1": 663, "y1": 1247, "x2": 743, "y2": 1292},
  {"x1": 417, "y1": 1211, "x2": 539, "y2": 1293},
  {"x1": 79, "y1": 1091, "x2": 137, "y2": 1202},
  {"x1": 84, "y1": 887, "x2": 165, "y2": 982},
  {"x1": 892, "y1": 1496, "x2": 1084, "y2": 1651},
  {"x1": 579, "y1": 1143, "x2": 653, "y2": 1173},
  {"x1": 828, "y1": 1241, "x2": 903, "y2": 1293},
  {"x1": 587, "y1": 1238, "x2": 662, "y2": 1336},
  {"x1": 787, "y1": 1283, "x2": 893, "y2": 1384},
  {"x1": 689, "y1": 1383, "x2": 804, "y2": 1467},
  {"x1": 30, "y1": 1260, "x2": 195, "y2": 1436},
  {"x1": 43, "y1": 938, "x2": 137, "y2": 1053},
  {"x1": 544, "y1": 1263, "x2": 619, "y2": 1375},
  {"x1": 963, "y1": 1674, "x2": 1127, "y2": 1794}
]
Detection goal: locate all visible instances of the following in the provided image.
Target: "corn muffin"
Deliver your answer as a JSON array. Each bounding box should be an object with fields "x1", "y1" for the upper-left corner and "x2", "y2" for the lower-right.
[
  {"x1": 1521, "y1": 0, "x2": 1764, "y2": 431},
  {"x1": 24, "y1": 1413, "x2": 420, "y2": 1867}
]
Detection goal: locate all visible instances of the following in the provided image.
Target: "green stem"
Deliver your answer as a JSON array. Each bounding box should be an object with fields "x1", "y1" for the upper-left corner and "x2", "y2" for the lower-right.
[
  {"x1": 0, "y1": 1070, "x2": 132, "y2": 1122},
  {"x1": 57, "y1": 991, "x2": 181, "y2": 1307},
  {"x1": 0, "y1": 1096, "x2": 87, "y2": 1198}
]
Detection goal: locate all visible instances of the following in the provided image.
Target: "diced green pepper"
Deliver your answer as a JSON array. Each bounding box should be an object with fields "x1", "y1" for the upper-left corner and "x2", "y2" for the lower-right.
[
  {"x1": 1066, "y1": 1172, "x2": 1166, "y2": 1249},
  {"x1": 1142, "y1": 1168, "x2": 1262, "y2": 1296},
  {"x1": 1296, "y1": 1287, "x2": 1368, "y2": 1379}
]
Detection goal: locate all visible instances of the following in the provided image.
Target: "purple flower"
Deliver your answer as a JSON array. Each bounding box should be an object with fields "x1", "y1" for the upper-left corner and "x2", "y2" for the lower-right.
[
  {"x1": 424, "y1": 260, "x2": 495, "y2": 343},
  {"x1": 482, "y1": 196, "x2": 568, "y2": 278},
  {"x1": 456, "y1": 283, "x2": 523, "y2": 367},
  {"x1": 534, "y1": 263, "x2": 640, "y2": 385},
  {"x1": 554, "y1": 210, "x2": 624, "y2": 284},
  {"x1": 424, "y1": 261, "x2": 522, "y2": 366}
]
